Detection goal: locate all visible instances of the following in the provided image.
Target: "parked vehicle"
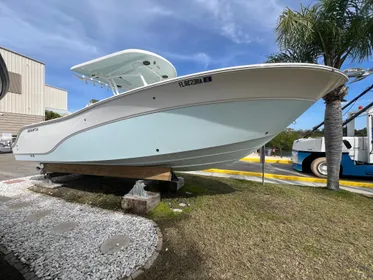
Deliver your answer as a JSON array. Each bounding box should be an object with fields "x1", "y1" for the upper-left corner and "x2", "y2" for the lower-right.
[
  {"x1": 0, "y1": 133, "x2": 13, "y2": 153},
  {"x1": 292, "y1": 107, "x2": 373, "y2": 178}
]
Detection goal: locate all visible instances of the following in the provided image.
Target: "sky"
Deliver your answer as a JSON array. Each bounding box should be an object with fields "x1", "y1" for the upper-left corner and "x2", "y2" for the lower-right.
[{"x1": 0, "y1": 0, "x2": 372, "y2": 130}]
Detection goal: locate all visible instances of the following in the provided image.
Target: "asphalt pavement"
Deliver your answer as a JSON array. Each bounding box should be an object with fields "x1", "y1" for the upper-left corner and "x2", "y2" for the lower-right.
[
  {"x1": 0, "y1": 152, "x2": 301, "y2": 181},
  {"x1": 0, "y1": 152, "x2": 38, "y2": 181},
  {"x1": 225, "y1": 160, "x2": 311, "y2": 177}
]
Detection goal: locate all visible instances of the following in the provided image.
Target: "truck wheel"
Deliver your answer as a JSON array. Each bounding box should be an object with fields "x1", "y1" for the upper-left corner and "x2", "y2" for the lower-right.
[{"x1": 311, "y1": 157, "x2": 327, "y2": 178}]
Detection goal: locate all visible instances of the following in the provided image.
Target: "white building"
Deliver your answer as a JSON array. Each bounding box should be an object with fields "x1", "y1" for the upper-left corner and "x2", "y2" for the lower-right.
[{"x1": 0, "y1": 47, "x2": 68, "y2": 135}]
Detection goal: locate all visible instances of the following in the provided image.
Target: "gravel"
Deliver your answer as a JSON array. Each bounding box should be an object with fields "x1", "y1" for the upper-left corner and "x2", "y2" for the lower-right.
[{"x1": 0, "y1": 176, "x2": 158, "y2": 280}]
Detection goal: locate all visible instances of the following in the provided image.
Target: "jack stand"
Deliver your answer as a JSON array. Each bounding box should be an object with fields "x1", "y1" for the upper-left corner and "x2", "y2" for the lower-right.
[
  {"x1": 128, "y1": 180, "x2": 149, "y2": 197},
  {"x1": 169, "y1": 171, "x2": 184, "y2": 192},
  {"x1": 121, "y1": 180, "x2": 160, "y2": 215},
  {"x1": 35, "y1": 164, "x2": 53, "y2": 183},
  {"x1": 36, "y1": 164, "x2": 45, "y2": 175}
]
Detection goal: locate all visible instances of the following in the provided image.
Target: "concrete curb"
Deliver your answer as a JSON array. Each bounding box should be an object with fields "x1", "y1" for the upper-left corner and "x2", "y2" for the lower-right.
[
  {"x1": 0, "y1": 245, "x2": 41, "y2": 280},
  {"x1": 122, "y1": 221, "x2": 162, "y2": 280},
  {"x1": 203, "y1": 168, "x2": 373, "y2": 189},
  {"x1": 187, "y1": 171, "x2": 373, "y2": 198},
  {"x1": 240, "y1": 157, "x2": 292, "y2": 164}
]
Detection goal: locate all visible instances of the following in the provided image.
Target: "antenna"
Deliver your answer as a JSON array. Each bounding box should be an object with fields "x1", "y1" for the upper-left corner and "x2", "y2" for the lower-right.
[{"x1": 72, "y1": 73, "x2": 110, "y2": 89}]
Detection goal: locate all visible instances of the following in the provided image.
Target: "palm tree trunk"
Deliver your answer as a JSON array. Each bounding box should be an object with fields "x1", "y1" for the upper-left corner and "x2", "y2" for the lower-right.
[{"x1": 323, "y1": 86, "x2": 347, "y2": 190}]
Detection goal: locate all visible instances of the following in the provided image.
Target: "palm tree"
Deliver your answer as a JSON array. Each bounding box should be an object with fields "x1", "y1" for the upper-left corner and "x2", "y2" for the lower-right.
[{"x1": 267, "y1": 0, "x2": 373, "y2": 190}]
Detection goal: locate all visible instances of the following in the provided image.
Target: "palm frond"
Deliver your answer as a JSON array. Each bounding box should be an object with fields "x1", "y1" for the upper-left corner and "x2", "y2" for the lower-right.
[
  {"x1": 276, "y1": 6, "x2": 319, "y2": 50},
  {"x1": 266, "y1": 53, "x2": 296, "y2": 63},
  {"x1": 274, "y1": 0, "x2": 373, "y2": 68},
  {"x1": 266, "y1": 50, "x2": 318, "y2": 64},
  {"x1": 349, "y1": 0, "x2": 373, "y2": 61}
]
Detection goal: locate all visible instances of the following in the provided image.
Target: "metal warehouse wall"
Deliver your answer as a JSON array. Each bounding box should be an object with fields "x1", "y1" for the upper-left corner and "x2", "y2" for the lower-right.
[
  {"x1": 0, "y1": 113, "x2": 44, "y2": 135},
  {"x1": 0, "y1": 47, "x2": 45, "y2": 116},
  {"x1": 44, "y1": 85, "x2": 68, "y2": 111}
]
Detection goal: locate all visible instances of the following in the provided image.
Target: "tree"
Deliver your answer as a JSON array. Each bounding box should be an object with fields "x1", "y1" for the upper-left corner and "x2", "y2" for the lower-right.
[
  {"x1": 355, "y1": 128, "x2": 367, "y2": 136},
  {"x1": 268, "y1": 130, "x2": 302, "y2": 151},
  {"x1": 267, "y1": 0, "x2": 373, "y2": 190},
  {"x1": 86, "y1": 99, "x2": 99, "y2": 107},
  {"x1": 45, "y1": 110, "x2": 61, "y2": 121},
  {"x1": 343, "y1": 127, "x2": 367, "y2": 136}
]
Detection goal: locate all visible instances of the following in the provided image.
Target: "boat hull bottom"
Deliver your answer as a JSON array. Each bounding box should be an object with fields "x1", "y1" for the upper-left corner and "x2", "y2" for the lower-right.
[{"x1": 32, "y1": 136, "x2": 271, "y2": 172}]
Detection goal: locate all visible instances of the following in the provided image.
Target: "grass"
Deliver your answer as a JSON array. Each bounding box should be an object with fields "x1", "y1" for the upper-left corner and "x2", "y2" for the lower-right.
[
  {"x1": 147, "y1": 202, "x2": 177, "y2": 219},
  {"x1": 29, "y1": 185, "x2": 122, "y2": 210},
  {"x1": 28, "y1": 175, "x2": 131, "y2": 211},
  {"x1": 30, "y1": 174, "x2": 373, "y2": 280}
]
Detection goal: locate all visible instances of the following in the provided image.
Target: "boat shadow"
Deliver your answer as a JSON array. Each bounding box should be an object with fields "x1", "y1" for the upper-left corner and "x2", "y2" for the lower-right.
[
  {"x1": 159, "y1": 173, "x2": 237, "y2": 199},
  {"x1": 55, "y1": 173, "x2": 237, "y2": 198},
  {"x1": 56, "y1": 175, "x2": 147, "y2": 196}
]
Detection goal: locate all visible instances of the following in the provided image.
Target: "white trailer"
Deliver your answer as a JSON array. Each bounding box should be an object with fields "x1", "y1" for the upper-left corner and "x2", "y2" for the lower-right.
[{"x1": 292, "y1": 107, "x2": 373, "y2": 178}]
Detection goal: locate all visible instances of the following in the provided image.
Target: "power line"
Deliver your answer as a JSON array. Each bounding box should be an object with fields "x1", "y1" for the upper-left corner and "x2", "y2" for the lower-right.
[{"x1": 305, "y1": 83, "x2": 373, "y2": 137}]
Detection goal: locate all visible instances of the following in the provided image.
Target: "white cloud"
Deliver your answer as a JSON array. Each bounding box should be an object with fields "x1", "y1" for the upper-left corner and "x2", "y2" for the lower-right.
[
  {"x1": 161, "y1": 51, "x2": 212, "y2": 69},
  {"x1": 147, "y1": 6, "x2": 174, "y2": 16},
  {"x1": 78, "y1": 0, "x2": 285, "y2": 46},
  {"x1": 192, "y1": 0, "x2": 250, "y2": 43},
  {"x1": 0, "y1": 1, "x2": 104, "y2": 66},
  {"x1": 182, "y1": 0, "x2": 284, "y2": 44},
  {"x1": 0, "y1": 0, "x2": 176, "y2": 66},
  {"x1": 0, "y1": 0, "x2": 287, "y2": 67}
]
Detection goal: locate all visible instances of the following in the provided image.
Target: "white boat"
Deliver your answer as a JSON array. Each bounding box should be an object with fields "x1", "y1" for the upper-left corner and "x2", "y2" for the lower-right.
[{"x1": 11, "y1": 49, "x2": 347, "y2": 171}]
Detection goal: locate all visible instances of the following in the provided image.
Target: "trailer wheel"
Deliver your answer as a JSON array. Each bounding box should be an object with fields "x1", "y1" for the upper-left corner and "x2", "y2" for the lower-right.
[{"x1": 310, "y1": 157, "x2": 327, "y2": 178}]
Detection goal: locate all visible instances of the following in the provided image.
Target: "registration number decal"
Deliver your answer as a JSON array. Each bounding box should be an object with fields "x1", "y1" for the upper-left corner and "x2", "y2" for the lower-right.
[{"x1": 178, "y1": 76, "x2": 212, "y2": 88}]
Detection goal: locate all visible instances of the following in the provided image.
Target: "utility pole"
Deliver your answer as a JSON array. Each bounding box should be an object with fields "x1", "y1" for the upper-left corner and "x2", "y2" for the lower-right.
[{"x1": 260, "y1": 146, "x2": 265, "y2": 185}]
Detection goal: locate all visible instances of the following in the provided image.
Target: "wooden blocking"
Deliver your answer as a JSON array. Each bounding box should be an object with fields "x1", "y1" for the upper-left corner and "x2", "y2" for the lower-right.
[
  {"x1": 42, "y1": 163, "x2": 172, "y2": 181},
  {"x1": 155, "y1": 175, "x2": 185, "y2": 193},
  {"x1": 121, "y1": 191, "x2": 160, "y2": 215},
  {"x1": 169, "y1": 176, "x2": 185, "y2": 192}
]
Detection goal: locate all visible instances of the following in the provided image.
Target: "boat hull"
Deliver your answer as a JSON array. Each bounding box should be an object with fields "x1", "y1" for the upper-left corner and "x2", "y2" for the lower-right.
[
  {"x1": 15, "y1": 99, "x2": 313, "y2": 170},
  {"x1": 12, "y1": 63, "x2": 348, "y2": 171}
]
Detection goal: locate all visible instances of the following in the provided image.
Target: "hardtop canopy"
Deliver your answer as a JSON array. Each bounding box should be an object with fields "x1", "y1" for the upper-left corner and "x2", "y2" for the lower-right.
[{"x1": 71, "y1": 49, "x2": 177, "y2": 95}]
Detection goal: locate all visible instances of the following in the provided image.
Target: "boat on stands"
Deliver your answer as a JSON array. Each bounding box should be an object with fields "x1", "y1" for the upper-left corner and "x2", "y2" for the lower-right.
[{"x1": 7, "y1": 49, "x2": 347, "y2": 171}]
